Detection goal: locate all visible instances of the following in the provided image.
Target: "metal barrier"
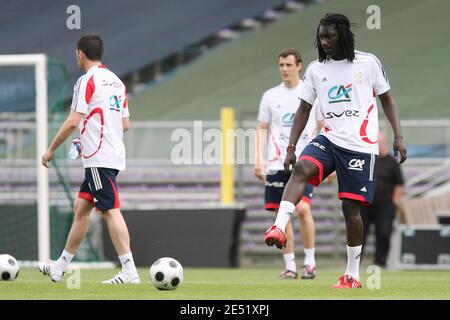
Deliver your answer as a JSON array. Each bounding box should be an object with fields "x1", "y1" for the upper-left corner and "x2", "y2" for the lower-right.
[{"x1": 1, "y1": 119, "x2": 450, "y2": 164}]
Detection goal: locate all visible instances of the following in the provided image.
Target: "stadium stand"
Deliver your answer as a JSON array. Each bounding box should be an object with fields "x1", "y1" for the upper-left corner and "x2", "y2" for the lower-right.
[
  {"x1": 0, "y1": 0, "x2": 290, "y2": 89},
  {"x1": 130, "y1": 0, "x2": 450, "y2": 121}
]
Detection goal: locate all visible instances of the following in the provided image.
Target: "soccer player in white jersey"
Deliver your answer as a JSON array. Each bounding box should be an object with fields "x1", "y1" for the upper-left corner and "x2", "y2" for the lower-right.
[
  {"x1": 264, "y1": 14, "x2": 407, "y2": 288},
  {"x1": 39, "y1": 34, "x2": 140, "y2": 284},
  {"x1": 255, "y1": 49, "x2": 324, "y2": 280}
]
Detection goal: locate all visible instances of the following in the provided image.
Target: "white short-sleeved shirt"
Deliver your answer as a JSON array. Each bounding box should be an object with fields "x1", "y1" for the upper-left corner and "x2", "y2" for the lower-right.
[
  {"x1": 71, "y1": 65, "x2": 129, "y2": 170},
  {"x1": 257, "y1": 81, "x2": 322, "y2": 171},
  {"x1": 299, "y1": 50, "x2": 390, "y2": 155}
]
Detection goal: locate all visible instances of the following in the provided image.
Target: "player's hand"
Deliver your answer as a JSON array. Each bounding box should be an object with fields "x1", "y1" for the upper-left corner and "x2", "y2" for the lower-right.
[
  {"x1": 393, "y1": 137, "x2": 407, "y2": 163},
  {"x1": 284, "y1": 150, "x2": 297, "y2": 173},
  {"x1": 41, "y1": 149, "x2": 54, "y2": 168},
  {"x1": 71, "y1": 137, "x2": 82, "y2": 159},
  {"x1": 72, "y1": 137, "x2": 81, "y2": 145},
  {"x1": 254, "y1": 162, "x2": 266, "y2": 181}
]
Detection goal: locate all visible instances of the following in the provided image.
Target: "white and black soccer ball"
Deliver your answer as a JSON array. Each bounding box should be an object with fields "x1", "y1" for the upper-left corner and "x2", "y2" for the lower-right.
[
  {"x1": 0, "y1": 254, "x2": 19, "y2": 281},
  {"x1": 149, "y1": 257, "x2": 183, "y2": 290}
]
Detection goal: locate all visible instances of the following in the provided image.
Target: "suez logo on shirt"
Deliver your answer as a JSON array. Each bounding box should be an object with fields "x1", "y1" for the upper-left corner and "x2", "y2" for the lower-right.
[
  {"x1": 348, "y1": 158, "x2": 365, "y2": 171},
  {"x1": 324, "y1": 83, "x2": 360, "y2": 119},
  {"x1": 324, "y1": 109, "x2": 359, "y2": 119},
  {"x1": 102, "y1": 80, "x2": 122, "y2": 88}
]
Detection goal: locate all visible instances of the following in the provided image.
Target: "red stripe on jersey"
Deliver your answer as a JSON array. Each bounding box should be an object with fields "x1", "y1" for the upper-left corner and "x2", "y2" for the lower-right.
[
  {"x1": 81, "y1": 107, "x2": 104, "y2": 159},
  {"x1": 98, "y1": 64, "x2": 107, "y2": 69},
  {"x1": 123, "y1": 83, "x2": 128, "y2": 108},
  {"x1": 359, "y1": 104, "x2": 377, "y2": 144},
  {"x1": 85, "y1": 75, "x2": 95, "y2": 104},
  {"x1": 268, "y1": 131, "x2": 281, "y2": 163}
]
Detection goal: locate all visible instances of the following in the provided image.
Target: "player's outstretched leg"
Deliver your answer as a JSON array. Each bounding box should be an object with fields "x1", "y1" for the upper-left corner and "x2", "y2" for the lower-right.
[
  {"x1": 38, "y1": 198, "x2": 93, "y2": 282},
  {"x1": 265, "y1": 160, "x2": 318, "y2": 249}
]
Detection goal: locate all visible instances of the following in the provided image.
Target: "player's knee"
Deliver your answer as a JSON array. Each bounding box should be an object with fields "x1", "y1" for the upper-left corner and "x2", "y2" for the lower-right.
[
  {"x1": 101, "y1": 208, "x2": 120, "y2": 219},
  {"x1": 74, "y1": 209, "x2": 89, "y2": 222},
  {"x1": 291, "y1": 161, "x2": 311, "y2": 183},
  {"x1": 74, "y1": 199, "x2": 86, "y2": 215},
  {"x1": 341, "y1": 199, "x2": 361, "y2": 219},
  {"x1": 296, "y1": 205, "x2": 310, "y2": 221}
]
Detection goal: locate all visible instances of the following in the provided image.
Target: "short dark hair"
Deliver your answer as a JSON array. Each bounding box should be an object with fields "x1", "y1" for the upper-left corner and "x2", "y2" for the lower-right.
[
  {"x1": 77, "y1": 34, "x2": 103, "y2": 61},
  {"x1": 278, "y1": 48, "x2": 302, "y2": 64},
  {"x1": 316, "y1": 13, "x2": 356, "y2": 62}
]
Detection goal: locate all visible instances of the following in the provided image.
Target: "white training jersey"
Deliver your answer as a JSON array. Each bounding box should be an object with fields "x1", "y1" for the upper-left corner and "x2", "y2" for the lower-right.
[
  {"x1": 71, "y1": 65, "x2": 129, "y2": 170},
  {"x1": 299, "y1": 50, "x2": 390, "y2": 155},
  {"x1": 257, "y1": 81, "x2": 322, "y2": 171}
]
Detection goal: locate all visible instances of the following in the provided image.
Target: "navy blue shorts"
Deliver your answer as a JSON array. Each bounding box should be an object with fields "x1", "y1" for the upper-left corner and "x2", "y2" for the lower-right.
[
  {"x1": 264, "y1": 170, "x2": 314, "y2": 210},
  {"x1": 299, "y1": 135, "x2": 377, "y2": 205},
  {"x1": 78, "y1": 167, "x2": 121, "y2": 212}
]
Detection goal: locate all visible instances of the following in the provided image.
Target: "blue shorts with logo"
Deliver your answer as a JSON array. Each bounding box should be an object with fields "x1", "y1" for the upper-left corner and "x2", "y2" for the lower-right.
[
  {"x1": 265, "y1": 170, "x2": 314, "y2": 210},
  {"x1": 299, "y1": 135, "x2": 377, "y2": 205},
  {"x1": 78, "y1": 167, "x2": 121, "y2": 212}
]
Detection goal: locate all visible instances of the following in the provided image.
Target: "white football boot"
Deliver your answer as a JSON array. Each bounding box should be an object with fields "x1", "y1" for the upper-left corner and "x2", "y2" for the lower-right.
[
  {"x1": 38, "y1": 262, "x2": 65, "y2": 282},
  {"x1": 102, "y1": 271, "x2": 140, "y2": 284}
]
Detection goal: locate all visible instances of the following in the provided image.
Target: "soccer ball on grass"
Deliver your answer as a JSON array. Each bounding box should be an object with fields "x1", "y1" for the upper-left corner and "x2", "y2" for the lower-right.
[
  {"x1": 149, "y1": 257, "x2": 183, "y2": 290},
  {"x1": 0, "y1": 254, "x2": 19, "y2": 281}
]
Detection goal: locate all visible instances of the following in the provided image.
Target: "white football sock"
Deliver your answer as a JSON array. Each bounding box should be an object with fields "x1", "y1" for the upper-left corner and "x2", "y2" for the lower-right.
[
  {"x1": 283, "y1": 253, "x2": 296, "y2": 273},
  {"x1": 274, "y1": 201, "x2": 295, "y2": 231},
  {"x1": 344, "y1": 245, "x2": 362, "y2": 281},
  {"x1": 119, "y1": 252, "x2": 138, "y2": 275},
  {"x1": 304, "y1": 248, "x2": 316, "y2": 267},
  {"x1": 53, "y1": 250, "x2": 74, "y2": 272}
]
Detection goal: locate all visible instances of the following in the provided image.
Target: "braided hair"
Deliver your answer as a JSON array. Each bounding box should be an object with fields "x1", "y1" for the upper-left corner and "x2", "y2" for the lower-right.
[{"x1": 315, "y1": 14, "x2": 356, "y2": 62}]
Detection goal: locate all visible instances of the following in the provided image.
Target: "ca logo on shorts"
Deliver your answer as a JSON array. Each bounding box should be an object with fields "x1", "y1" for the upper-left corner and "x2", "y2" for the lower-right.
[
  {"x1": 348, "y1": 159, "x2": 365, "y2": 171},
  {"x1": 309, "y1": 141, "x2": 326, "y2": 150}
]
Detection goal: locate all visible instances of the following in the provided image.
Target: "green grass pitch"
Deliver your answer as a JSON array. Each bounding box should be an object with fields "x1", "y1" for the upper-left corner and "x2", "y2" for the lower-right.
[{"x1": 1, "y1": 267, "x2": 450, "y2": 300}]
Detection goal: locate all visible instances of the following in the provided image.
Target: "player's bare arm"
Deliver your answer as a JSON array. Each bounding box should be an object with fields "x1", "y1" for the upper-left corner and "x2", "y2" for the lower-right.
[
  {"x1": 284, "y1": 99, "x2": 312, "y2": 172},
  {"x1": 41, "y1": 111, "x2": 83, "y2": 168},
  {"x1": 315, "y1": 119, "x2": 325, "y2": 136},
  {"x1": 378, "y1": 90, "x2": 407, "y2": 163},
  {"x1": 254, "y1": 121, "x2": 269, "y2": 180},
  {"x1": 122, "y1": 117, "x2": 130, "y2": 132}
]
